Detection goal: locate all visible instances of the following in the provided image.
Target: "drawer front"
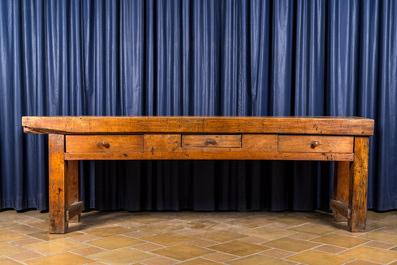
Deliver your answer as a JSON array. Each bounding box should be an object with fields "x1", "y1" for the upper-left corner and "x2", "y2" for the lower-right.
[
  {"x1": 66, "y1": 135, "x2": 143, "y2": 153},
  {"x1": 278, "y1": 135, "x2": 353, "y2": 153},
  {"x1": 182, "y1": 135, "x2": 241, "y2": 148},
  {"x1": 242, "y1": 134, "x2": 277, "y2": 151}
]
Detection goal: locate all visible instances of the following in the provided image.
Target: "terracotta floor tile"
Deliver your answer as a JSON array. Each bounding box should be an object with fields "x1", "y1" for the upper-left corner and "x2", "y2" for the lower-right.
[
  {"x1": 71, "y1": 246, "x2": 106, "y2": 256},
  {"x1": 286, "y1": 250, "x2": 352, "y2": 265},
  {"x1": 263, "y1": 237, "x2": 320, "y2": 252},
  {"x1": 26, "y1": 238, "x2": 88, "y2": 255},
  {"x1": 142, "y1": 233, "x2": 195, "y2": 246},
  {"x1": 152, "y1": 244, "x2": 214, "y2": 261},
  {"x1": 364, "y1": 240, "x2": 396, "y2": 249},
  {"x1": 288, "y1": 223, "x2": 338, "y2": 235},
  {"x1": 205, "y1": 252, "x2": 239, "y2": 262},
  {"x1": 12, "y1": 225, "x2": 43, "y2": 234},
  {"x1": 7, "y1": 251, "x2": 44, "y2": 261},
  {"x1": 132, "y1": 242, "x2": 164, "y2": 251},
  {"x1": 346, "y1": 260, "x2": 383, "y2": 265},
  {"x1": 359, "y1": 230, "x2": 397, "y2": 245},
  {"x1": 82, "y1": 226, "x2": 131, "y2": 237},
  {"x1": 0, "y1": 256, "x2": 23, "y2": 265},
  {"x1": 89, "y1": 248, "x2": 156, "y2": 264},
  {"x1": 141, "y1": 257, "x2": 178, "y2": 265},
  {"x1": 341, "y1": 246, "x2": 397, "y2": 264},
  {"x1": 174, "y1": 228, "x2": 206, "y2": 236},
  {"x1": 179, "y1": 259, "x2": 222, "y2": 264},
  {"x1": 227, "y1": 218, "x2": 275, "y2": 228},
  {"x1": 0, "y1": 242, "x2": 27, "y2": 255},
  {"x1": 24, "y1": 252, "x2": 93, "y2": 265},
  {"x1": 314, "y1": 244, "x2": 348, "y2": 254},
  {"x1": 273, "y1": 216, "x2": 311, "y2": 226},
  {"x1": 210, "y1": 240, "x2": 268, "y2": 256},
  {"x1": 27, "y1": 231, "x2": 84, "y2": 241},
  {"x1": 0, "y1": 230, "x2": 28, "y2": 242},
  {"x1": 123, "y1": 230, "x2": 154, "y2": 238},
  {"x1": 11, "y1": 238, "x2": 43, "y2": 246},
  {"x1": 311, "y1": 234, "x2": 368, "y2": 248},
  {"x1": 261, "y1": 248, "x2": 295, "y2": 258},
  {"x1": 228, "y1": 254, "x2": 295, "y2": 265},
  {"x1": 288, "y1": 232, "x2": 319, "y2": 240},
  {"x1": 86, "y1": 235, "x2": 143, "y2": 249},
  {"x1": 242, "y1": 227, "x2": 296, "y2": 240},
  {"x1": 392, "y1": 246, "x2": 397, "y2": 252},
  {"x1": 199, "y1": 231, "x2": 246, "y2": 242},
  {"x1": 188, "y1": 239, "x2": 218, "y2": 247},
  {"x1": 69, "y1": 234, "x2": 102, "y2": 242},
  {"x1": 238, "y1": 236, "x2": 268, "y2": 244}
]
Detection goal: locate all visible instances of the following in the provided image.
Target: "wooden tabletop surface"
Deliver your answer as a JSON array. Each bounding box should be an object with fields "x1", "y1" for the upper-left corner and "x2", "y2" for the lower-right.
[{"x1": 22, "y1": 116, "x2": 374, "y2": 136}]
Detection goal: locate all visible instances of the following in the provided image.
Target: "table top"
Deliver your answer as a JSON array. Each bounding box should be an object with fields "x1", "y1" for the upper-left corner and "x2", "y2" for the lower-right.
[{"x1": 22, "y1": 116, "x2": 374, "y2": 136}]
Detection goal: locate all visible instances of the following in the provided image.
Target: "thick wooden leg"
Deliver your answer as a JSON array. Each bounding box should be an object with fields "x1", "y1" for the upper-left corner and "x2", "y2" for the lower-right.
[
  {"x1": 49, "y1": 134, "x2": 68, "y2": 233},
  {"x1": 348, "y1": 137, "x2": 369, "y2": 232},
  {"x1": 332, "y1": 161, "x2": 350, "y2": 222},
  {"x1": 67, "y1": 161, "x2": 80, "y2": 223}
]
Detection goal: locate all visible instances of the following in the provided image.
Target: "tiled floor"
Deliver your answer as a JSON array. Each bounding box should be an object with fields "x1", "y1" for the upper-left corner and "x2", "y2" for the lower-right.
[{"x1": 0, "y1": 210, "x2": 396, "y2": 264}]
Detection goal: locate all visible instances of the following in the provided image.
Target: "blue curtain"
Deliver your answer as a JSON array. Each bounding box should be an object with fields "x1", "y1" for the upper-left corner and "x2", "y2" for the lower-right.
[{"x1": 1, "y1": 0, "x2": 396, "y2": 211}]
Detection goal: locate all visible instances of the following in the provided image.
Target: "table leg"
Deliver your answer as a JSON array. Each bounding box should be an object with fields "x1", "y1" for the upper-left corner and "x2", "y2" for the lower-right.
[
  {"x1": 49, "y1": 134, "x2": 68, "y2": 233},
  {"x1": 348, "y1": 137, "x2": 369, "y2": 232},
  {"x1": 332, "y1": 161, "x2": 350, "y2": 222},
  {"x1": 67, "y1": 161, "x2": 80, "y2": 223}
]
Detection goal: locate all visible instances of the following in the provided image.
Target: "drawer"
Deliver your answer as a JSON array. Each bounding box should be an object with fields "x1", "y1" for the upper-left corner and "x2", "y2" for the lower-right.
[
  {"x1": 66, "y1": 135, "x2": 143, "y2": 153},
  {"x1": 182, "y1": 135, "x2": 241, "y2": 148},
  {"x1": 278, "y1": 135, "x2": 353, "y2": 153}
]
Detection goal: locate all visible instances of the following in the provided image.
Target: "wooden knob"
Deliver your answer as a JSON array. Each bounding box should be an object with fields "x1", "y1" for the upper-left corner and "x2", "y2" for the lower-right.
[
  {"x1": 206, "y1": 139, "x2": 216, "y2": 145},
  {"x1": 311, "y1": 141, "x2": 320, "y2": 148},
  {"x1": 102, "y1": 142, "x2": 110, "y2": 148}
]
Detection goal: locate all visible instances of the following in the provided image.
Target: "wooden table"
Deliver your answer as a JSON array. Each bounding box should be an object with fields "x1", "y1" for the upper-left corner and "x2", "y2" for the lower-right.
[{"x1": 22, "y1": 116, "x2": 374, "y2": 233}]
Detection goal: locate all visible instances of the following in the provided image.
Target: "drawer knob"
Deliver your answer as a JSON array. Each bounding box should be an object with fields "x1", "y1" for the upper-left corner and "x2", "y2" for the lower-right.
[
  {"x1": 206, "y1": 139, "x2": 216, "y2": 145},
  {"x1": 101, "y1": 142, "x2": 110, "y2": 148},
  {"x1": 311, "y1": 141, "x2": 320, "y2": 148}
]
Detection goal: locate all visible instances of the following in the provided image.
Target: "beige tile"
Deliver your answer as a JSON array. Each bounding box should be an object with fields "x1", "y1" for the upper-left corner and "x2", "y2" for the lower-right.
[
  {"x1": 228, "y1": 254, "x2": 295, "y2": 265},
  {"x1": 25, "y1": 252, "x2": 93, "y2": 265},
  {"x1": 205, "y1": 252, "x2": 239, "y2": 262},
  {"x1": 141, "y1": 257, "x2": 179, "y2": 265},
  {"x1": 69, "y1": 234, "x2": 102, "y2": 242},
  {"x1": 364, "y1": 240, "x2": 396, "y2": 249},
  {"x1": 273, "y1": 216, "x2": 310, "y2": 226},
  {"x1": 242, "y1": 227, "x2": 296, "y2": 240},
  {"x1": 289, "y1": 231, "x2": 319, "y2": 240},
  {"x1": 288, "y1": 223, "x2": 338, "y2": 235},
  {"x1": 392, "y1": 246, "x2": 397, "y2": 252},
  {"x1": 237, "y1": 236, "x2": 268, "y2": 244},
  {"x1": 82, "y1": 226, "x2": 131, "y2": 237},
  {"x1": 0, "y1": 230, "x2": 27, "y2": 242},
  {"x1": 12, "y1": 225, "x2": 43, "y2": 234},
  {"x1": 0, "y1": 242, "x2": 27, "y2": 255},
  {"x1": 72, "y1": 246, "x2": 106, "y2": 256},
  {"x1": 179, "y1": 259, "x2": 222, "y2": 265},
  {"x1": 0, "y1": 256, "x2": 22, "y2": 265},
  {"x1": 341, "y1": 246, "x2": 397, "y2": 264},
  {"x1": 86, "y1": 235, "x2": 143, "y2": 250},
  {"x1": 124, "y1": 230, "x2": 154, "y2": 238},
  {"x1": 210, "y1": 240, "x2": 268, "y2": 256},
  {"x1": 263, "y1": 237, "x2": 320, "y2": 252},
  {"x1": 152, "y1": 245, "x2": 214, "y2": 261},
  {"x1": 142, "y1": 233, "x2": 195, "y2": 246},
  {"x1": 311, "y1": 234, "x2": 368, "y2": 248},
  {"x1": 133, "y1": 242, "x2": 164, "y2": 251},
  {"x1": 286, "y1": 250, "x2": 352, "y2": 265},
  {"x1": 227, "y1": 218, "x2": 275, "y2": 228},
  {"x1": 11, "y1": 238, "x2": 43, "y2": 246},
  {"x1": 7, "y1": 251, "x2": 44, "y2": 261},
  {"x1": 89, "y1": 248, "x2": 156, "y2": 264},
  {"x1": 314, "y1": 244, "x2": 348, "y2": 254},
  {"x1": 261, "y1": 248, "x2": 295, "y2": 258},
  {"x1": 26, "y1": 238, "x2": 87, "y2": 255},
  {"x1": 359, "y1": 230, "x2": 397, "y2": 245},
  {"x1": 200, "y1": 231, "x2": 246, "y2": 242}
]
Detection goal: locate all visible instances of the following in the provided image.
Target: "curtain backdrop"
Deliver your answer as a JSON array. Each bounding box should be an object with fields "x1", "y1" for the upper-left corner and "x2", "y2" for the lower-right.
[{"x1": 1, "y1": 0, "x2": 396, "y2": 212}]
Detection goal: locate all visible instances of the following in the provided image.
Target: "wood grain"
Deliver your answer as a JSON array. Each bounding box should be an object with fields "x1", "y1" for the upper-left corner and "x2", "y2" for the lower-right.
[
  {"x1": 348, "y1": 137, "x2": 369, "y2": 232},
  {"x1": 48, "y1": 134, "x2": 68, "y2": 233},
  {"x1": 242, "y1": 134, "x2": 277, "y2": 151},
  {"x1": 66, "y1": 160, "x2": 80, "y2": 223},
  {"x1": 332, "y1": 161, "x2": 351, "y2": 222},
  {"x1": 66, "y1": 135, "x2": 143, "y2": 153},
  {"x1": 278, "y1": 135, "x2": 353, "y2": 153},
  {"x1": 22, "y1": 116, "x2": 375, "y2": 136},
  {"x1": 182, "y1": 135, "x2": 241, "y2": 148}
]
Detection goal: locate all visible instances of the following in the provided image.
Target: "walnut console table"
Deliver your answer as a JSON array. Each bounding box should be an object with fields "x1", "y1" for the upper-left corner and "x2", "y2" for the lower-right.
[{"x1": 22, "y1": 116, "x2": 374, "y2": 233}]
